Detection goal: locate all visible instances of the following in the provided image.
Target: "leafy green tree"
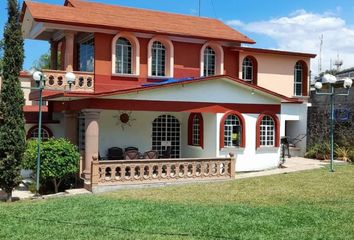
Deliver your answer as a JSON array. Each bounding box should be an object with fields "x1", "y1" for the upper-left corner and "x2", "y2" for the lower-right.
[
  {"x1": 32, "y1": 51, "x2": 50, "y2": 70},
  {"x1": 0, "y1": 0, "x2": 25, "y2": 202},
  {"x1": 23, "y1": 138, "x2": 80, "y2": 193},
  {"x1": 32, "y1": 51, "x2": 61, "y2": 70}
]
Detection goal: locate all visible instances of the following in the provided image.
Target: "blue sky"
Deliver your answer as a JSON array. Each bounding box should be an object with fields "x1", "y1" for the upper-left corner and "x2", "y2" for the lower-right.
[{"x1": 1, "y1": 0, "x2": 354, "y2": 73}]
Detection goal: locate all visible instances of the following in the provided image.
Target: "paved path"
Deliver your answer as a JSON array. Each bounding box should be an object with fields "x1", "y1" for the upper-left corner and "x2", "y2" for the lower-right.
[{"x1": 236, "y1": 157, "x2": 330, "y2": 179}]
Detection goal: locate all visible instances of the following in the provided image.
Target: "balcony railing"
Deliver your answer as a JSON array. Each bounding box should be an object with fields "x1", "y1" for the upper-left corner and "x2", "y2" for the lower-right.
[
  {"x1": 90, "y1": 156, "x2": 236, "y2": 192},
  {"x1": 42, "y1": 69, "x2": 94, "y2": 92}
]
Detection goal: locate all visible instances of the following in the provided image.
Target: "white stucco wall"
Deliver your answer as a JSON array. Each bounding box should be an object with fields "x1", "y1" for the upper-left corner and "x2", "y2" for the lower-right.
[
  {"x1": 217, "y1": 113, "x2": 281, "y2": 172},
  {"x1": 281, "y1": 102, "x2": 309, "y2": 156}
]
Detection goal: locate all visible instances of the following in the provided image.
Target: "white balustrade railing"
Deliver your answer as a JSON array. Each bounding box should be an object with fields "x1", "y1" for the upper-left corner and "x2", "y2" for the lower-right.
[
  {"x1": 42, "y1": 69, "x2": 94, "y2": 92},
  {"x1": 91, "y1": 156, "x2": 236, "y2": 187}
]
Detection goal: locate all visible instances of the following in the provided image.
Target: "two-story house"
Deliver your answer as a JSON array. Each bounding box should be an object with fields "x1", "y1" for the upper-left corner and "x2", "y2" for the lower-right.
[{"x1": 20, "y1": 0, "x2": 315, "y2": 191}]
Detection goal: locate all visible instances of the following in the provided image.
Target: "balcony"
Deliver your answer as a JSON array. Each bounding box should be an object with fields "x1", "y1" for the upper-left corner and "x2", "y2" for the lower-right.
[{"x1": 42, "y1": 69, "x2": 94, "y2": 92}]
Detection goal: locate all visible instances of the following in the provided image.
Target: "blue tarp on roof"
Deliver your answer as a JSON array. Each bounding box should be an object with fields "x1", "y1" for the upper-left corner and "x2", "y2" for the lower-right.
[{"x1": 142, "y1": 77, "x2": 201, "y2": 87}]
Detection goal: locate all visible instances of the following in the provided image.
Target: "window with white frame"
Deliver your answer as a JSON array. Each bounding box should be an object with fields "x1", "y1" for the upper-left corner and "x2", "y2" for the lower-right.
[
  {"x1": 242, "y1": 57, "x2": 253, "y2": 81},
  {"x1": 77, "y1": 36, "x2": 94, "y2": 72},
  {"x1": 151, "y1": 41, "x2": 166, "y2": 76},
  {"x1": 115, "y1": 37, "x2": 132, "y2": 74},
  {"x1": 224, "y1": 115, "x2": 242, "y2": 147},
  {"x1": 192, "y1": 115, "x2": 200, "y2": 146},
  {"x1": 28, "y1": 127, "x2": 51, "y2": 140},
  {"x1": 294, "y1": 62, "x2": 303, "y2": 96},
  {"x1": 203, "y1": 46, "x2": 216, "y2": 76},
  {"x1": 259, "y1": 115, "x2": 275, "y2": 147}
]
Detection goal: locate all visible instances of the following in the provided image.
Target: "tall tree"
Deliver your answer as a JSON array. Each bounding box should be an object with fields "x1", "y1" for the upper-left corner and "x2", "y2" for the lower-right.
[
  {"x1": 0, "y1": 39, "x2": 4, "y2": 74},
  {"x1": 0, "y1": 0, "x2": 25, "y2": 202}
]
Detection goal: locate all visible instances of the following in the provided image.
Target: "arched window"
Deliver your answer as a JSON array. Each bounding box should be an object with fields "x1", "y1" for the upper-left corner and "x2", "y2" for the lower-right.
[
  {"x1": 256, "y1": 113, "x2": 280, "y2": 148},
  {"x1": 115, "y1": 37, "x2": 132, "y2": 74},
  {"x1": 260, "y1": 116, "x2": 275, "y2": 146},
  {"x1": 200, "y1": 42, "x2": 224, "y2": 77},
  {"x1": 26, "y1": 125, "x2": 53, "y2": 140},
  {"x1": 220, "y1": 111, "x2": 245, "y2": 149},
  {"x1": 112, "y1": 32, "x2": 140, "y2": 75},
  {"x1": 294, "y1": 61, "x2": 303, "y2": 96},
  {"x1": 203, "y1": 46, "x2": 216, "y2": 76},
  {"x1": 151, "y1": 41, "x2": 166, "y2": 77},
  {"x1": 241, "y1": 56, "x2": 257, "y2": 84},
  {"x1": 294, "y1": 60, "x2": 308, "y2": 96},
  {"x1": 188, "y1": 113, "x2": 204, "y2": 148}
]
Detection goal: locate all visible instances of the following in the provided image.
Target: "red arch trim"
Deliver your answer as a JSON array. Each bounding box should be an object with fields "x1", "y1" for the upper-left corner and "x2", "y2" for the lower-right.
[
  {"x1": 188, "y1": 113, "x2": 204, "y2": 148},
  {"x1": 295, "y1": 60, "x2": 309, "y2": 96},
  {"x1": 242, "y1": 55, "x2": 258, "y2": 85},
  {"x1": 219, "y1": 111, "x2": 246, "y2": 149},
  {"x1": 255, "y1": 112, "x2": 280, "y2": 149},
  {"x1": 26, "y1": 125, "x2": 53, "y2": 140}
]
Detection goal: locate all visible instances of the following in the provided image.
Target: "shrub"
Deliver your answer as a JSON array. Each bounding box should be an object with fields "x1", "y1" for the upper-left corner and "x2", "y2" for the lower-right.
[
  {"x1": 335, "y1": 146, "x2": 351, "y2": 162},
  {"x1": 305, "y1": 142, "x2": 330, "y2": 160},
  {"x1": 23, "y1": 138, "x2": 80, "y2": 193}
]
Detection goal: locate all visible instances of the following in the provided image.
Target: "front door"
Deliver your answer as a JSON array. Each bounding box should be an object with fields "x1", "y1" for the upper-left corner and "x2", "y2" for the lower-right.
[{"x1": 152, "y1": 114, "x2": 180, "y2": 158}]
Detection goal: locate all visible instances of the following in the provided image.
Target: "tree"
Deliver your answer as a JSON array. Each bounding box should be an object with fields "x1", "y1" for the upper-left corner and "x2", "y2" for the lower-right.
[
  {"x1": 0, "y1": 0, "x2": 26, "y2": 202},
  {"x1": 23, "y1": 138, "x2": 80, "y2": 193},
  {"x1": 0, "y1": 39, "x2": 4, "y2": 74},
  {"x1": 32, "y1": 51, "x2": 61, "y2": 70},
  {"x1": 32, "y1": 51, "x2": 50, "y2": 70}
]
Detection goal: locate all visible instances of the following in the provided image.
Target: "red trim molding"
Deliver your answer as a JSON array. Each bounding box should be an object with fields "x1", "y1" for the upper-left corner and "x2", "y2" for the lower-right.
[
  {"x1": 52, "y1": 99, "x2": 281, "y2": 114},
  {"x1": 255, "y1": 112, "x2": 280, "y2": 149},
  {"x1": 26, "y1": 125, "x2": 53, "y2": 140},
  {"x1": 188, "y1": 113, "x2": 204, "y2": 148},
  {"x1": 243, "y1": 55, "x2": 258, "y2": 85},
  {"x1": 219, "y1": 111, "x2": 246, "y2": 149},
  {"x1": 296, "y1": 60, "x2": 309, "y2": 96}
]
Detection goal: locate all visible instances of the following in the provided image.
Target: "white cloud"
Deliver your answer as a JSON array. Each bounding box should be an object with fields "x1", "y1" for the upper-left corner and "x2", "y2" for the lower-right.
[{"x1": 227, "y1": 10, "x2": 354, "y2": 76}]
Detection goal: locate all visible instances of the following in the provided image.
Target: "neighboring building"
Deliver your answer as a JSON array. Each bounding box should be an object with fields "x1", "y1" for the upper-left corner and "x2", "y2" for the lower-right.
[
  {"x1": 307, "y1": 68, "x2": 354, "y2": 148},
  {"x1": 20, "y1": 0, "x2": 315, "y2": 190}
]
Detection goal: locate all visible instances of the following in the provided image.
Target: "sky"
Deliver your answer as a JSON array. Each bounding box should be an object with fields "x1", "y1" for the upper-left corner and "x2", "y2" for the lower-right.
[{"x1": 1, "y1": 0, "x2": 354, "y2": 77}]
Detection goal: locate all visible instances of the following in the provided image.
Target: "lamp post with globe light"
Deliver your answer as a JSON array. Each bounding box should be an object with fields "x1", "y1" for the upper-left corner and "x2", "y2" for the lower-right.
[
  {"x1": 314, "y1": 74, "x2": 353, "y2": 172},
  {"x1": 30, "y1": 70, "x2": 76, "y2": 196}
]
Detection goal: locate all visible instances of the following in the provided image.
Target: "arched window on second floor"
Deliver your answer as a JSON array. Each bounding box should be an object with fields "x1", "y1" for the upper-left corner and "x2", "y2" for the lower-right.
[
  {"x1": 242, "y1": 56, "x2": 257, "y2": 84},
  {"x1": 148, "y1": 37, "x2": 174, "y2": 78},
  {"x1": 203, "y1": 46, "x2": 216, "y2": 76},
  {"x1": 294, "y1": 60, "x2": 308, "y2": 96},
  {"x1": 294, "y1": 61, "x2": 303, "y2": 96},
  {"x1": 151, "y1": 41, "x2": 166, "y2": 77},
  {"x1": 200, "y1": 42, "x2": 224, "y2": 77},
  {"x1": 116, "y1": 37, "x2": 132, "y2": 74},
  {"x1": 112, "y1": 32, "x2": 140, "y2": 75}
]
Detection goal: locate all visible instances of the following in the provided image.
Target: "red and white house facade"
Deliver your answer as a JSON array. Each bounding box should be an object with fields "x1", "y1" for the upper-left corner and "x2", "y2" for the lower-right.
[{"x1": 19, "y1": 0, "x2": 315, "y2": 186}]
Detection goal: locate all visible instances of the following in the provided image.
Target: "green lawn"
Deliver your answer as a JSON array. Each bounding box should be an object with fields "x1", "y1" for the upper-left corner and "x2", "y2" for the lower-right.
[{"x1": 1, "y1": 165, "x2": 354, "y2": 240}]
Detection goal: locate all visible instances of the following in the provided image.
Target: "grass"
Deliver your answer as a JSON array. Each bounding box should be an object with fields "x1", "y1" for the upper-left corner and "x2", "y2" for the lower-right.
[{"x1": 1, "y1": 165, "x2": 354, "y2": 239}]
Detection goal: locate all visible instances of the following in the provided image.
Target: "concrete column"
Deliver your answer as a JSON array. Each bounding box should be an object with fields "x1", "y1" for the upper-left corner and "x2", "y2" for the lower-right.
[
  {"x1": 64, "y1": 31, "x2": 75, "y2": 69},
  {"x1": 50, "y1": 40, "x2": 58, "y2": 70},
  {"x1": 82, "y1": 109, "x2": 100, "y2": 181},
  {"x1": 64, "y1": 111, "x2": 78, "y2": 145}
]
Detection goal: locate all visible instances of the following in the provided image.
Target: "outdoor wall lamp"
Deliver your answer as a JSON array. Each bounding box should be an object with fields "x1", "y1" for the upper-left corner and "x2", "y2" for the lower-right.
[
  {"x1": 30, "y1": 69, "x2": 76, "y2": 196},
  {"x1": 314, "y1": 74, "x2": 352, "y2": 172}
]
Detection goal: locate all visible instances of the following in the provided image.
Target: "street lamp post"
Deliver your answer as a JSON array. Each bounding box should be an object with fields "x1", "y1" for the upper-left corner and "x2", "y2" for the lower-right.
[
  {"x1": 314, "y1": 74, "x2": 353, "y2": 172},
  {"x1": 30, "y1": 70, "x2": 76, "y2": 196}
]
